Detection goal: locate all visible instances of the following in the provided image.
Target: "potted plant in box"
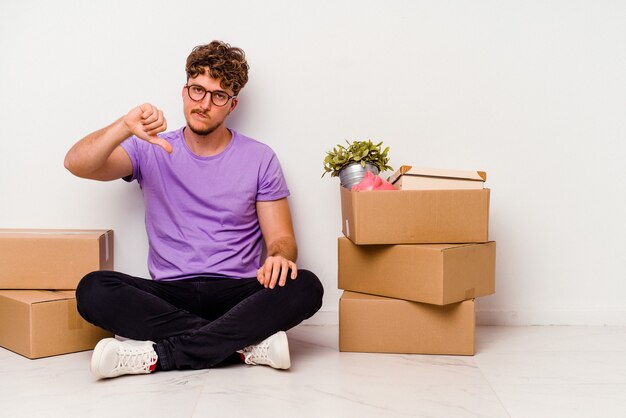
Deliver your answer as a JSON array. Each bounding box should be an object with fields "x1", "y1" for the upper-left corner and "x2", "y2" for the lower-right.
[{"x1": 322, "y1": 140, "x2": 393, "y2": 189}]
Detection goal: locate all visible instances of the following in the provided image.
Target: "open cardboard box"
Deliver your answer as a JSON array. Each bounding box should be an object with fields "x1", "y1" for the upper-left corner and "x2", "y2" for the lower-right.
[
  {"x1": 388, "y1": 166, "x2": 486, "y2": 190},
  {"x1": 339, "y1": 291, "x2": 475, "y2": 355},
  {"x1": 0, "y1": 229, "x2": 113, "y2": 289},
  {"x1": 340, "y1": 187, "x2": 490, "y2": 244},
  {"x1": 0, "y1": 290, "x2": 112, "y2": 359},
  {"x1": 338, "y1": 237, "x2": 496, "y2": 305}
]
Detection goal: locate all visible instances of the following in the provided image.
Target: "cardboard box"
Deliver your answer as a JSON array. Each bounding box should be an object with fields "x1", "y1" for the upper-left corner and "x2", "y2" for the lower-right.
[
  {"x1": 388, "y1": 166, "x2": 486, "y2": 190},
  {"x1": 340, "y1": 187, "x2": 490, "y2": 244},
  {"x1": 0, "y1": 229, "x2": 113, "y2": 289},
  {"x1": 339, "y1": 291, "x2": 475, "y2": 355},
  {"x1": 338, "y1": 237, "x2": 495, "y2": 305},
  {"x1": 0, "y1": 290, "x2": 113, "y2": 359}
]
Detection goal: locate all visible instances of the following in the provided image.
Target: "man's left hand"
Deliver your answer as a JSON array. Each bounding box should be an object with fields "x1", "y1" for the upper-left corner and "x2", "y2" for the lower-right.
[{"x1": 257, "y1": 256, "x2": 298, "y2": 289}]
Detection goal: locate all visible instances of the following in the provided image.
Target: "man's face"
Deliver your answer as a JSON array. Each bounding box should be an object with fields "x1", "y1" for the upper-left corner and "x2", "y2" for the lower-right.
[{"x1": 182, "y1": 71, "x2": 237, "y2": 136}]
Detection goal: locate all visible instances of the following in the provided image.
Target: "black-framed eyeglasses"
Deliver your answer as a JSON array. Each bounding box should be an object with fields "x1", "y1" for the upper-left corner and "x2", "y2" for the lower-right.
[{"x1": 185, "y1": 84, "x2": 236, "y2": 107}]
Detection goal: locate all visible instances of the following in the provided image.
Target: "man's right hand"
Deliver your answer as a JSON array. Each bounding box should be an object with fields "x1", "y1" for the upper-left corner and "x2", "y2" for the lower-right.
[{"x1": 123, "y1": 103, "x2": 173, "y2": 153}]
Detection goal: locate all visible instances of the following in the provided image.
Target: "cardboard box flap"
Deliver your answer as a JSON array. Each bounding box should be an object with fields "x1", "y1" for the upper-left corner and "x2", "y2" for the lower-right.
[
  {"x1": 0, "y1": 229, "x2": 111, "y2": 239},
  {"x1": 388, "y1": 165, "x2": 487, "y2": 185},
  {"x1": 342, "y1": 291, "x2": 379, "y2": 302},
  {"x1": 0, "y1": 290, "x2": 76, "y2": 304},
  {"x1": 338, "y1": 237, "x2": 483, "y2": 252},
  {"x1": 421, "y1": 242, "x2": 488, "y2": 252}
]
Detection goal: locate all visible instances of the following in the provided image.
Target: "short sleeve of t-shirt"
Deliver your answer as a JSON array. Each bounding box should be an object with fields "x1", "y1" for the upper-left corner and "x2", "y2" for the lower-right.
[
  {"x1": 257, "y1": 152, "x2": 290, "y2": 201},
  {"x1": 120, "y1": 136, "x2": 143, "y2": 184}
]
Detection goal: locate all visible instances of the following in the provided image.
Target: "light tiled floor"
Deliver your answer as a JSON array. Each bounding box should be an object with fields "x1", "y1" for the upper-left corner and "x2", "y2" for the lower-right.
[{"x1": 1, "y1": 325, "x2": 626, "y2": 417}]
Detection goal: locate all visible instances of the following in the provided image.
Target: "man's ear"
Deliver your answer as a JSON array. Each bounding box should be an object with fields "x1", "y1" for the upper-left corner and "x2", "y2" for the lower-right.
[{"x1": 229, "y1": 98, "x2": 239, "y2": 114}]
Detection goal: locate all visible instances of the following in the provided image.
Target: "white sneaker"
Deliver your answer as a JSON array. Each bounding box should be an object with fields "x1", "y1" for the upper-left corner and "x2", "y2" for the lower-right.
[
  {"x1": 238, "y1": 331, "x2": 291, "y2": 370},
  {"x1": 91, "y1": 338, "x2": 158, "y2": 379}
]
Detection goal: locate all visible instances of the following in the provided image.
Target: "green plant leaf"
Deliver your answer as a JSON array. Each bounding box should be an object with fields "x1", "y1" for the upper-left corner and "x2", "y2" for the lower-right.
[{"x1": 322, "y1": 139, "x2": 393, "y2": 177}]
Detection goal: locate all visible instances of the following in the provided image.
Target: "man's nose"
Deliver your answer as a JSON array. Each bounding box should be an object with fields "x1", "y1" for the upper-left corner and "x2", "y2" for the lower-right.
[{"x1": 200, "y1": 93, "x2": 213, "y2": 110}]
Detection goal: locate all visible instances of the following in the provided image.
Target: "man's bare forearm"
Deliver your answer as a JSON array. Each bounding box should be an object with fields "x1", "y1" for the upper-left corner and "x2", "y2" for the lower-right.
[
  {"x1": 64, "y1": 117, "x2": 131, "y2": 178},
  {"x1": 267, "y1": 236, "x2": 298, "y2": 263},
  {"x1": 64, "y1": 104, "x2": 170, "y2": 180}
]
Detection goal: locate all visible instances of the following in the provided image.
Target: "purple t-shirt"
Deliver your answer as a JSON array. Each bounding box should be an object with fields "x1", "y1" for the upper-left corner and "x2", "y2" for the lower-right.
[{"x1": 120, "y1": 128, "x2": 290, "y2": 280}]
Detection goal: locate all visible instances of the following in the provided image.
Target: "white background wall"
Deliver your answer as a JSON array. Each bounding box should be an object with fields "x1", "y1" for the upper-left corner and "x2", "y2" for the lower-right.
[{"x1": 1, "y1": 0, "x2": 625, "y2": 325}]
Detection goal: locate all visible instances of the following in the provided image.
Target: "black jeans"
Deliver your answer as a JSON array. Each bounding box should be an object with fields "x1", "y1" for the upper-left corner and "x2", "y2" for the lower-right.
[{"x1": 75, "y1": 269, "x2": 323, "y2": 370}]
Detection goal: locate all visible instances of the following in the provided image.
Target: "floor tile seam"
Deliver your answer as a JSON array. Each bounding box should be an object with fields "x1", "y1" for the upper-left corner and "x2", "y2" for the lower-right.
[
  {"x1": 477, "y1": 325, "x2": 626, "y2": 328},
  {"x1": 488, "y1": 382, "x2": 626, "y2": 387},
  {"x1": 290, "y1": 385, "x2": 455, "y2": 416},
  {"x1": 473, "y1": 358, "x2": 514, "y2": 417},
  {"x1": 188, "y1": 370, "x2": 212, "y2": 418},
  {"x1": 476, "y1": 349, "x2": 626, "y2": 354}
]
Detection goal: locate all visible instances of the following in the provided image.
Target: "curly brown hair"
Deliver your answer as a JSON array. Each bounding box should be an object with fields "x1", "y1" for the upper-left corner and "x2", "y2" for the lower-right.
[{"x1": 185, "y1": 41, "x2": 249, "y2": 96}]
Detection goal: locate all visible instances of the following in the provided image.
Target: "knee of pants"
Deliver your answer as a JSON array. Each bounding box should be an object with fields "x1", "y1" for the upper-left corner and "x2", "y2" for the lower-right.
[
  {"x1": 292, "y1": 269, "x2": 324, "y2": 315},
  {"x1": 75, "y1": 271, "x2": 113, "y2": 322}
]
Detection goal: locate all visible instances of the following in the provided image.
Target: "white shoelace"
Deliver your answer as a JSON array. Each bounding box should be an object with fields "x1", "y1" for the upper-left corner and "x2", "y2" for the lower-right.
[
  {"x1": 242, "y1": 341, "x2": 270, "y2": 365},
  {"x1": 114, "y1": 345, "x2": 158, "y2": 372}
]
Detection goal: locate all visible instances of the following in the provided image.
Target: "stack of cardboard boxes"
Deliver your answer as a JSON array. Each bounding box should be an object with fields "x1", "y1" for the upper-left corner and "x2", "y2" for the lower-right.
[
  {"x1": 337, "y1": 167, "x2": 496, "y2": 355},
  {"x1": 0, "y1": 229, "x2": 114, "y2": 359}
]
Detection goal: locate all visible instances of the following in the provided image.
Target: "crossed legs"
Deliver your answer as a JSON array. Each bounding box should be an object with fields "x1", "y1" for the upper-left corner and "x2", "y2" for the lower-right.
[{"x1": 76, "y1": 270, "x2": 323, "y2": 371}]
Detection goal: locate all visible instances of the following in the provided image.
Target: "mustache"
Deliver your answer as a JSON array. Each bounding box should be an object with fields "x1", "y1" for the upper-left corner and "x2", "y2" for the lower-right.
[{"x1": 191, "y1": 109, "x2": 209, "y2": 117}]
